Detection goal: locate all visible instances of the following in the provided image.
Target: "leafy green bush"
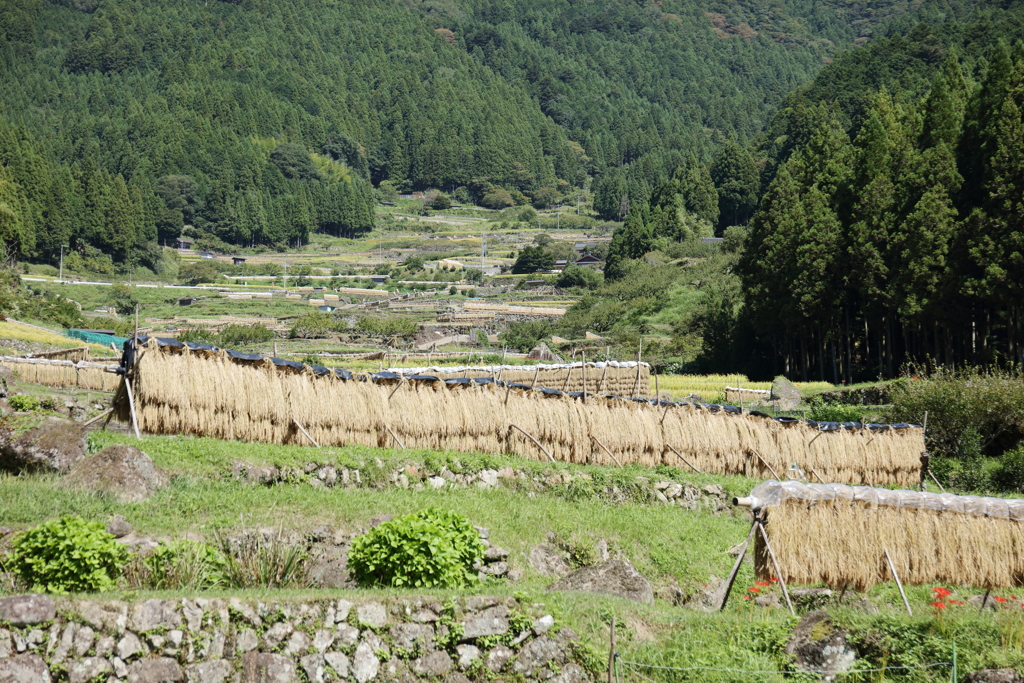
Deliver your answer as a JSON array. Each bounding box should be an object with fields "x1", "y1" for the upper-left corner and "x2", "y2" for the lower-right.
[
  {"x1": 216, "y1": 323, "x2": 275, "y2": 345},
  {"x1": 992, "y1": 445, "x2": 1024, "y2": 493},
  {"x1": 9, "y1": 516, "x2": 129, "y2": 593},
  {"x1": 8, "y1": 395, "x2": 40, "y2": 412},
  {"x1": 289, "y1": 312, "x2": 344, "y2": 339},
  {"x1": 355, "y1": 316, "x2": 418, "y2": 337},
  {"x1": 348, "y1": 508, "x2": 486, "y2": 588},
  {"x1": 944, "y1": 427, "x2": 990, "y2": 492},
  {"x1": 888, "y1": 368, "x2": 1024, "y2": 459},
  {"x1": 143, "y1": 539, "x2": 227, "y2": 590}
]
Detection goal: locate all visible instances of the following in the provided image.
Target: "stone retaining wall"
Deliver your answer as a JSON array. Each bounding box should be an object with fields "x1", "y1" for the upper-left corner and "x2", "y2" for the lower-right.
[
  {"x1": 0, "y1": 593, "x2": 590, "y2": 683},
  {"x1": 231, "y1": 461, "x2": 733, "y2": 512}
]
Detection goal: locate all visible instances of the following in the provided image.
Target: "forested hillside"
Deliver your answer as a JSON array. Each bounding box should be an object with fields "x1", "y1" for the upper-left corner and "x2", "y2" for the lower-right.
[{"x1": 0, "y1": 0, "x2": 936, "y2": 271}]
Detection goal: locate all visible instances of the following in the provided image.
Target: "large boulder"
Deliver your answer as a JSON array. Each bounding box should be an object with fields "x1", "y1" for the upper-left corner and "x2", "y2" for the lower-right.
[
  {"x1": 785, "y1": 611, "x2": 857, "y2": 682},
  {"x1": 527, "y1": 343, "x2": 559, "y2": 362},
  {"x1": 528, "y1": 546, "x2": 571, "y2": 578},
  {"x1": 548, "y1": 560, "x2": 653, "y2": 604},
  {"x1": 64, "y1": 445, "x2": 168, "y2": 503},
  {"x1": 771, "y1": 376, "x2": 802, "y2": 410},
  {"x1": 0, "y1": 416, "x2": 88, "y2": 473},
  {"x1": 965, "y1": 671, "x2": 1024, "y2": 683}
]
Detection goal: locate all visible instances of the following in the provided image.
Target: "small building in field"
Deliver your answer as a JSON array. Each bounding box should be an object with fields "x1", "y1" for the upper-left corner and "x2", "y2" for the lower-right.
[
  {"x1": 369, "y1": 274, "x2": 389, "y2": 285},
  {"x1": 199, "y1": 252, "x2": 214, "y2": 259},
  {"x1": 553, "y1": 260, "x2": 568, "y2": 272},
  {"x1": 175, "y1": 238, "x2": 194, "y2": 250},
  {"x1": 178, "y1": 297, "x2": 198, "y2": 306},
  {"x1": 232, "y1": 257, "x2": 247, "y2": 266}
]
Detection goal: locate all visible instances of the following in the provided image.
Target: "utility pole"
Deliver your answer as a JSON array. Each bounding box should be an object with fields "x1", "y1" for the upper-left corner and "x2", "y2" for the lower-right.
[
  {"x1": 59, "y1": 244, "x2": 67, "y2": 283},
  {"x1": 283, "y1": 261, "x2": 288, "y2": 291},
  {"x1": 481, "y1": 234, "x2": 486, "y2": 268},
  {"x1": 557, "y1": 204, "x2": 561, "y2": 230}
]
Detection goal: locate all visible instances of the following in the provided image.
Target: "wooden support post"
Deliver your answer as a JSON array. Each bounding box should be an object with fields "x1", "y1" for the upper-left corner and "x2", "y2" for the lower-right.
[
  {"x1": 654, "y1": 371, "x2": 659, "y2": 404},
  {"x1": 634, "y1": 341, "x2": 642, "y2": 397},
  {"x1": 808, "y1": 430, "x2": 824, "y2": 446},
  {"x1": 496, "y1": 346, "x2": 507, "y2": 382},
  {"x1": 388, "y1": 377, "x2": 406, "y2": 400},
  {"x1": 929, "y1": 470, "x2": 946, "y2": 492},
  {"x1": 386, "y1": 426, "x2": 405, "y2": 449},
  {"x1": 607, "y1": 616, "x2": 616, "y2": 683},
  {"x1": 532, "y1": 365, "x2": 540, "y2": 388},
  {"x1": 752, "y1": 450, "x2": 780, "y2": 479},
  {"x1": 590, "y1": 434, "x2": 622, "y2": 468},
  {"x1": 884, "y1": 547, "x2": 912, "y2": 616},
  {"x1": 582, "y1": 351, "x2": 587, "y2": 404},
  {"x1": 720, "y1": 519, "x2": 758, "y2": 611},
  {"x1": 123, "y1": 376, "x2": 141, "y2": 441},
  {"x1": 83, "y1": 408, "x2": 113, "y2": 427},
  {"x1": 562, "y1": 361, "x2": 573, "y2": 391},
  {"x1": 757, "y1": 520, "x2": 795, "y2": 616},
  {"x1": 504, "y1": 381, "x2": 513, "y2": 406},
  {"x1": 510, "y1": 423, "x2": 555, "y2": 463},
  {"x1": 980, "y1": 590, "x2": 990, "y2": 612},
  {"x1": 293, "y1": 419, "x2": 320, "y2": 448},
  {"x1": 597, "y1": 363, "x2": 608, "y2": 394},
  {"x1": 666, "y1": 443, "x2": 703, "y2": 474},
  {"x1": 810, "y1": 468, "x2": 826, "y2": 484}
]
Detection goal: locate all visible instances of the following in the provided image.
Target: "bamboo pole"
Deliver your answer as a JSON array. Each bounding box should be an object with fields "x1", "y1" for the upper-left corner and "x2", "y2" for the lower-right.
[
  {"x1": 83, "y1": 408, "x2": 113, "y2": 427},
  {"x1": 634, "y1": 340, "x2": 642, "y2": 397},
  {"x1": 752, "y1": 450, "x2": 780, "y2": 479},
  {"x1": 386, "y1": 426, "x2": 405, "y2": 449},
  {"x1": 757, "y1": 520, "x2": 795, "y2": 616},
  {"x1": 510, "y1": 423, "x2": 555, "y2": 463},
  {"x1": 720, "y1": 520, "x2": 758, "y2": 611},
  {"x1": 123, "y1": 376, "x2": 141, "y2": 440},
  {"x1": 293, "y1": 419, "x2": 320, "y2": 447},
  {"x1": 666, "y1": 443, "x2": 703, "y2": 474},
  {"x1": 532, "y1": 365, "x2": 540, "y2": 388},
  {"x1": 582, "y1": 351, "x2": 587, "y2": 404},
  {"x1": 590, "y1": 434, "x2": 623, "y2": 468},
  {"x1": 388, "y1": 377, "x2": 406, "y2": 400},
  {"x1": 597, "y1": 363, "x2": 608, "y2": 394},
  {"x1": 607, "y1": 616, "x2": 616, "y2": 683},
  {"x1": 884, "y1": 547, "x2": 912, "y2": 615}
]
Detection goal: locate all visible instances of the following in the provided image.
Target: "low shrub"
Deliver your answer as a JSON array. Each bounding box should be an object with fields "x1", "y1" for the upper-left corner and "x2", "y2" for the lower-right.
[
  {"x1": 137, "y1": 539, "x2": 227, "y2": 590},
  {"x1": 216, "y1": 530, "x2": 311, "y2": 589},
  {"x1": 8, "y1": 395, "x2": 40, "y2": 412},
  {"x1": 8, "y1": 516, "x2": 129, "y2": 593},
  {"x1": 992, "y1": 445, "x2": 1024, "y2": 493},
  {"x1": 806, "y1": 397, "x2": 870, "y2": 423},
  {"x1": 348, "y1": 508, "x2": 486, "y2": 588}
]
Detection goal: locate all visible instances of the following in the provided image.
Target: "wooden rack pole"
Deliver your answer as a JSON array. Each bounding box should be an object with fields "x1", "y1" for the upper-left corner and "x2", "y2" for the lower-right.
[
  {"x1": 123, "y1": 376, "x2": 141, "y2": 441},
  {"x1": 532, "y1": 365, "x2": 541, "y2": 388},
  {"x1": 388, "y1": 377, "x2": 406, "y2": 400},
  {"x1": 752, "y1": 451, "x2": 780, "y2": 479},
  {"x1": 582, "y1": 351, "x2": 587, "y2": 404},
  {"x1": 293, "y1": 419, "x2": 320, "y2": 448},
  {"x1": 83, "y1": 408, "x2": 113, "y2": 427},
  {"x1": 720, "y1": 519, "x2": 758, "y2": 611},
  {"x1": 666, "y1": 443, "x2": 703, "y2": 474},
  {"x1": 884, "y1": 547, "x2": 912, "y2": 616},
  {"x1": 597, "y1": 364, "x2": 608, "y2": 394},
  {"x1": 386, "y1": 426, "x2": 405, "y2": 449},
  {"x1": 590, "y1": 434, "x2": 623, "y2": 468},
  {"x1": 510, "y1": 423, "x2": 555, "y2": 463},
  {"x1": 607, "y1": 616, "x2": 616, "y2": 683},
  {"x1": 757, "y1": 520, "x2": 795, "y2": 616}
]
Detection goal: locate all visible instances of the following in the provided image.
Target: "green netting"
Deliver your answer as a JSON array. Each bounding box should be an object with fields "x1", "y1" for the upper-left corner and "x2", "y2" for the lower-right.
[{"x1": 65, "y1": 329, "x2": 130, "y2": 347}]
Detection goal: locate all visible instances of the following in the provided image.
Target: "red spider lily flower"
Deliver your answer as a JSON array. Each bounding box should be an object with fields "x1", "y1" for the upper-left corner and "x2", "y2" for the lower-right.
[
  {"x1": 932, "y1": 587, "x2": 952, "y2": 598},
  {"x1": 770, "y1": 577, "x2": 779, "y2": 583},
  {"x1": 930, "y1": 602, "x2": 946, "y2": 610},
  {"x1": 994, "y1": 596, "x2": 1008, "y2": 603},
  {"x1": 743, "y1": 595, "x2": 751, "y2": 601},
  {"x1": 755, "y1": 581, "x2": 770, "y2": 587},
  {"x1": 949, "y1": 600, "x2": 965, "y2": 605},
  {"x1": 748, "y1": 587, "x2": 761, "y2": 593}
]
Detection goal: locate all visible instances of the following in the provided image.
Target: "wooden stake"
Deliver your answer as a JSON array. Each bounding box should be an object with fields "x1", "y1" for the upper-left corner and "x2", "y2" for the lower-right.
[
  {"x1": 293, "y1": 419, "x2": 320, "y2": 448},
  {"x1": 810, "y1": 468, "x2": 826, "y2": 484},
  {"x1": 388, "y1": 377, "x2": 405, "y2": 400},
  {"x1": 582, "y1": 351, "x2": 587, "y2": 404},
  {"x1": 654, "y1": 371, "x2": 659, "y2": 404},
  {"x1": 504, "y1": 381, "x2": 512, "y2": 406},
  {"x1": 496, "y1": 346, "x2": 507, "y2": 382},
  {"x1": 757, "y1": 520, "x2": 795, "y2": 616},
  {"x1": 562, "y1": 361, "x2": 573, "y2": 391},
  {"x1": 510, "y1": 423, "x2": 555, "y2": 463},
  {"x1": 751, "y1": 450, "x2": 780, "y2": 479},
  {"x1": 980, "y1": 590, "x2": 990, "y2": 612},
  {"x1": 883, "y1": 547, "x2": 912, "y2": 616},
  {"x1": 123, "y1": 376, "x2": 141, "y2": 441},
  {"x1": 83, "y1": 408, "x2": 113, "y2": 427},
  {"x1": 590, "y1": 434, "x2": 622, "y2": 468},
  {"x1": 720, "y1": 519, "x2": 758, "y2": 611},
  {"x1": 532, "y1": 365, "x2": 540, "y2": 388},
  {"x1": 597, "y1": 363, "x2": 608, "y2": 394},
  {"x1": 634, "y1": 340, "x2": 642, "y2": 397},
  {"x1": 808, "y1": 430, "x2": 824, "y2": 446},
  {"x1": 607, "y1": 616, "x2": 616, "y2": 683},
  {"x1": 929, "y1": 470, "x2": 946, "y2": 492},
  {"x1": 386, "y1": 425, "x2": 405, "y2": 449},
  {"x1": 666, "y1": 443, "x2": 703, "y2": 474}
]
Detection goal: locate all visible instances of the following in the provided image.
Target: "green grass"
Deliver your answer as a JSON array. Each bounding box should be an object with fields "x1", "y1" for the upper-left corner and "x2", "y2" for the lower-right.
[{"x1": 6, "y1": 429, "x2": 1024, "y2": 679}]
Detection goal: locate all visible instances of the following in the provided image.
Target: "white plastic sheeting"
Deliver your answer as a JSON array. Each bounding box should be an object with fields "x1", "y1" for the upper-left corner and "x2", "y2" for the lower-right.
[
  {"x1": 387, "y1": 360, "x2": 650, "y2": 375},
  {"x1": 743, "y1": 479, "x2": 1024, "y2": 520}
]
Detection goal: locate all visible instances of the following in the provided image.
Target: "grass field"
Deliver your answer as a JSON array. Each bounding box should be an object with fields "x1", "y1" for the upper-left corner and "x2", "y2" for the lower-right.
[
  {"x1": 1, "y1": 429, "x2": 1021, "y2": 680},
  {"x1": 0, "y1": 319, "x2": 117, "y2": 357}
]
